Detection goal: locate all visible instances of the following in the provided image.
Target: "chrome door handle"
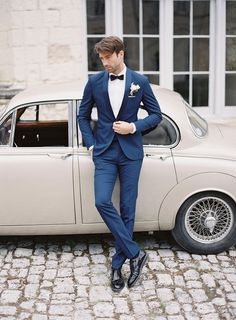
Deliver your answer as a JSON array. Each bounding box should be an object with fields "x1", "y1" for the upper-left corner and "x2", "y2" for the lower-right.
[
  {"x1": 47, "y1": 153, "x2": 72, "y2": 160},
  {"x1": 159, "y1": 154, "x2": 169, "y2": 161},
  {"x1": 145, "y1": 154, "x2": 169, "y2": 161}
]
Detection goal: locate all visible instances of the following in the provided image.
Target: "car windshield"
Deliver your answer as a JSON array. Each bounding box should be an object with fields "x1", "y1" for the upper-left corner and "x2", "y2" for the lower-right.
[
  {"x1": 0, "y1": 103, "x2": 8, "y2": 118},
  {"x1": 184, "y1": 100, "x2": 208, "y2": 137}
]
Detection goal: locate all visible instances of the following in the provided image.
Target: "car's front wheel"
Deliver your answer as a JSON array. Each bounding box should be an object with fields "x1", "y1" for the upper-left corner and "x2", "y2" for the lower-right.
[{"x1": 171, "y1": 192, "x2": 236, "y2": 254}]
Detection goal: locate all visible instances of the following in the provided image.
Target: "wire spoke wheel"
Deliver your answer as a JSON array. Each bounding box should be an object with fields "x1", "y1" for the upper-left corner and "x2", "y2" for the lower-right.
[
  {"x1": 172, "y1": 192, "x2": 236, "y2": 254},
  {"x1": 185, "y1": 196, "x2": 233, "y2": 244}
]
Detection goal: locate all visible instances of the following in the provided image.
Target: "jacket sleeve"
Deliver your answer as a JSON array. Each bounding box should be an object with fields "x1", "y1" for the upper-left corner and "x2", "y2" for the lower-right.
[
  {"x1": 77, "y1": 79, "x2": 95, "y2": 149},
  {"x1": 133, "y1": 78, "x2": 162, "y2": 133}
]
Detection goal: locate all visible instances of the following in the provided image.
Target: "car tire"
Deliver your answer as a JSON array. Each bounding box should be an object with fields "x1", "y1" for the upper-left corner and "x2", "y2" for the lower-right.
[{"x1": 171, "y1": 192, "x2": 236, "y2": 254}]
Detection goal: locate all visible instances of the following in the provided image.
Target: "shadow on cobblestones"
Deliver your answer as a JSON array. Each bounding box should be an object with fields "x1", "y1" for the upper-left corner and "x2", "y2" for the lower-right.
[
  {"x1": 0, "y1": 231, "x2": 235, "y2": 320},
  {"x1": 0, "y1": 230, "x2": 174, "y2": 248}
]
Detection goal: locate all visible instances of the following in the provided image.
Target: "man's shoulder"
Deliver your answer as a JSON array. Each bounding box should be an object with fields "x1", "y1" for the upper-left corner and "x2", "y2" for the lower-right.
[
  {"x1": 128, "y1": 69, "x2": 148, "y2": 83},
  {"x1": 89, "y1": 71, "x2": 106, "y2": 83}
]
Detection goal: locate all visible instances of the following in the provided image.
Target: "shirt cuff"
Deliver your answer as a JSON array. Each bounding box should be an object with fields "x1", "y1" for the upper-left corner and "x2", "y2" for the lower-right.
[
  {"x1": 89, "y1": 145, "x2": 94, "y2": 151},
  {"x1": 130, "y1": 123, "x2": 136, "y2": 134}
]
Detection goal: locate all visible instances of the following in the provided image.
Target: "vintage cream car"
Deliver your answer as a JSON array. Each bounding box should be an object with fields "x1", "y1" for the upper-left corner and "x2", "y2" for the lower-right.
[{"x1": 0, "y1": 82, "x2": 235, "y2": 254}]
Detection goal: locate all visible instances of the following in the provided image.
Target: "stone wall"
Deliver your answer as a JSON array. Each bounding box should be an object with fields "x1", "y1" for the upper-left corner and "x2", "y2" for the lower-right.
[
  {"x1": 0, "y1": 0, "x2": 87, "y2": 94},
  {"x1": 0, "y1": 0, "x2": 14, "y2": 86}
]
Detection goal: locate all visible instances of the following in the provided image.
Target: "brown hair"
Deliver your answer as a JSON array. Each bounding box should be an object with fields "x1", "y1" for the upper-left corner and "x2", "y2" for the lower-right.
[{"x1": 95, "y1": 36, "x2": 124, "y2": 55}]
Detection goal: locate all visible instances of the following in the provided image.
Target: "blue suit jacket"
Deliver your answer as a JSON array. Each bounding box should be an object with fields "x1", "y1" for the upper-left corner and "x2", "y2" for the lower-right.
[{"x1": 78, "y1": 68, "x2": 162, "y2": 160}]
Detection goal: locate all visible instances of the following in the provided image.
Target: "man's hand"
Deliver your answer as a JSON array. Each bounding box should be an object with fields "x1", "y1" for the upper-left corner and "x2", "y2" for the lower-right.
[{"x1": 113, "y1": 121, "x2": 133, "y2": 135}]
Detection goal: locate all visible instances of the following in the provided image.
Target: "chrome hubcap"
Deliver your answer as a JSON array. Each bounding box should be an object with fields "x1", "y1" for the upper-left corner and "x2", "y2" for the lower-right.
[
  {"x1": 185, "y1": 196, "x2": 233, "y2": 243},
  {"x1": 204, "y1": 216, "x2": 217, "y2": 233}
]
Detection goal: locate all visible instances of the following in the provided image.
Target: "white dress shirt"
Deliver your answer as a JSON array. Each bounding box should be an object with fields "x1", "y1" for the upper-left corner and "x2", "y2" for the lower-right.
[
  {"x1": 108, "y1": 66, "x2": 126, "y2": 118},
  {"x1": 108, "y1": 66, "x2": 136, "y2": 133}
]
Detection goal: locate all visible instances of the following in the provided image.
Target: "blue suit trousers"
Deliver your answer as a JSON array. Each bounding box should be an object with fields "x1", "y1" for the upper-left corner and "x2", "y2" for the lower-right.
[{"x1": 93, "y1": 140, "x2": 143, "y2": 269}]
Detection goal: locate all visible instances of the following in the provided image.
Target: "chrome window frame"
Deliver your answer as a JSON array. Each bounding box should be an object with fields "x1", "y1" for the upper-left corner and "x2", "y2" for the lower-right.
[
  {"x1": 0, "y1": 100, "x2": 73, "y2": 148},
  {"x1": 141, "y1": 113, "x2": 180, "y2": 149},
  {"x1": 76, "y1": 98, "x2": 180, "y2": 149},
  {"x1": 0, "y1": 111, "x2": 15, "y2": 148},
  {"x1": 183, "y1": 99, "x2": 208, "y2": 138}
]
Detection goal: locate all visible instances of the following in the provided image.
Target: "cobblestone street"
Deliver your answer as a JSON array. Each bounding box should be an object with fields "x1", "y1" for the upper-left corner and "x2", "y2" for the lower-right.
[{"x1": 0, "y1": 232, "x2": 235, "y2": 320}]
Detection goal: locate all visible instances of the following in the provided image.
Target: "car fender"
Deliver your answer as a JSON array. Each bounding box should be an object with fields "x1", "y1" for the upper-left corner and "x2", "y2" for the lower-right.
[{"x1": 158, "y1": 172, "x2": 236, "y2": 230}]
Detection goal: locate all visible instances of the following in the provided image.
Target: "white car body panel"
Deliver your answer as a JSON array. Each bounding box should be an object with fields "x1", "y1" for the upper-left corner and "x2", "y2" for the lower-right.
[
  {"x1": 79, "y1": 146, "x2": 177, "y2": 227},
  {"x1": 159, "y1": 172, "x2": 236, "y2": 230},
  {"x1": 0, "y1": 147, "x2": 75, "y2": 225},
  {"x1": 0, "y1": 81, "x2": 235, "y2": 241}
]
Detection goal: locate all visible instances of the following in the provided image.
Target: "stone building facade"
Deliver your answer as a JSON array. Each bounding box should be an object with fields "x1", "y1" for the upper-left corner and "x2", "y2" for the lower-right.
[
  {"x1": 0, "y1": 0, "x2": 87, "y2": 91},
  {"x1": 0, "y1": 0, "x2": 236, "y2": 118}
]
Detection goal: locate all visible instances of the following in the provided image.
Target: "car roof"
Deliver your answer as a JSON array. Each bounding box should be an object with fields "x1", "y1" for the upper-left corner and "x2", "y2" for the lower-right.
[
  {"x1": 6, "y1": 82, "x2": 84, "y2": 112},
  {"x1": 6, "y1": 81, "x2": 184, "y2": 118}
]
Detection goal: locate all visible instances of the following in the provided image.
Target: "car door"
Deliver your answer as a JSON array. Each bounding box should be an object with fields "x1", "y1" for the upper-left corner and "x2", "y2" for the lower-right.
[
  {"x1": 136, "y1": 114, "x2": 178, "y2": 224},
  {"x1": 78, "y1": 106, "x2": 178, "y2": 226},
  {"x1": 0, "y1": 101, "x2": 75, "y2": 225}
]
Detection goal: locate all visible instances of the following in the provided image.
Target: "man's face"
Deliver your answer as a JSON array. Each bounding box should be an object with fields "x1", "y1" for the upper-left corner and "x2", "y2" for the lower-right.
[{"x1": 99, "y1": 50, "x2": 124, "y2": 74}]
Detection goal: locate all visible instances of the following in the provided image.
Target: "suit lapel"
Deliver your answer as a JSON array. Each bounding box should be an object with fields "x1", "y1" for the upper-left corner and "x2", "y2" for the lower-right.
[
  {"x1": 117, "y1": 68, "x2": 132, "y2": 119},
  {"x1": 102, "y1": 72, "x2": 116, "y2": 119}
]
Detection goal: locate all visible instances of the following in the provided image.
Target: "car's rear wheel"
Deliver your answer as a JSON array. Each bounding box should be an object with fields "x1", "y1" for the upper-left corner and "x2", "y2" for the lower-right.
[{"x1": 171, "y1": 192, "x2": 236, "y2": 254}]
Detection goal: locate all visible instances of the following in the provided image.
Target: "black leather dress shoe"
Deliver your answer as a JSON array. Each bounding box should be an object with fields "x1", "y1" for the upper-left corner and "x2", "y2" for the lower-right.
[
  {"x1": 127, "y1": 250, "x2": 148, "y2": 288},
  {"x1": 111, "y1": 267, "x2": 125, "y2": 292}
]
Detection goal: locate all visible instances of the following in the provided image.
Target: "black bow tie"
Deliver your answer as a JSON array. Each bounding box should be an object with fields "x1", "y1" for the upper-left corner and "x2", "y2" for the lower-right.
[{"x1": 110, "y1": 74, "x2": 124, "y2": 81}]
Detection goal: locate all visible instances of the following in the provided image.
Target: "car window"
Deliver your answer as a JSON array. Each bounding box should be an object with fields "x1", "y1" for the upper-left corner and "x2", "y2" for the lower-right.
[
  {"x1": 0, "y1": 113, "x2": 13, "y2": 146},
  {"x1": 138, "y1": 109, "x2": 178, "y2": 147},
  {"x1": 141, "y1": 117, "x2": 178, "y2": 146},
  {"x1": 77, "y1": 102, "x2": 178, "y2": 148},
  {"x1": 14, "y1": 102, "x2": 69, "y2": 147},
  {"x1": 81, "y1": 116, "x2": 178, "y2": 147}
]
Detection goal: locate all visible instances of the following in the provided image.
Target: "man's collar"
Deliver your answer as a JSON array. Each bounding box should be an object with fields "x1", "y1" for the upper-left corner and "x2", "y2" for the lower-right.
[{"x1": 110, "y1": 65, "x2": 126, "y2": 77}]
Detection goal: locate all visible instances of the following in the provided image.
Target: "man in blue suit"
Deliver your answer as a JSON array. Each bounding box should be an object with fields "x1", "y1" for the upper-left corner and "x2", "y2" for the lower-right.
[{"x1": 78, "y1": 36, "x2": 162, "y2": 292}]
